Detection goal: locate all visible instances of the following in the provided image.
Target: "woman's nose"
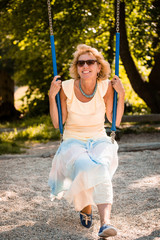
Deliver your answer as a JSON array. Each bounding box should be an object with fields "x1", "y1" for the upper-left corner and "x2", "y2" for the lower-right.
[{"x1": 83, "y1": 62, "x2": 88, "y2": 67}]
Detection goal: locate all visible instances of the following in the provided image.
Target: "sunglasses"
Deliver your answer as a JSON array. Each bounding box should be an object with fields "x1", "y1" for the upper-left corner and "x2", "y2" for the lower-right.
[{"x1": 77, "y1": 59, "x2": 98, "y2": 67}]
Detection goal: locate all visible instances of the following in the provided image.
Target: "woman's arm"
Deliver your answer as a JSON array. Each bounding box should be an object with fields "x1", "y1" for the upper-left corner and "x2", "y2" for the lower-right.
[
  {"x1": 49, "y1": 76, "x2": 67, "y2": 129},
  {"x1": 104, "y1": 76, "x2": 125, "y2": 127}
]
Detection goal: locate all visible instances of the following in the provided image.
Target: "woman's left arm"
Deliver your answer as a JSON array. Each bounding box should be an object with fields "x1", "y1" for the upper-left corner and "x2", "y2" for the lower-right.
[{"x1": 104, "y1": 76, "x2": 125, "y2": 127}]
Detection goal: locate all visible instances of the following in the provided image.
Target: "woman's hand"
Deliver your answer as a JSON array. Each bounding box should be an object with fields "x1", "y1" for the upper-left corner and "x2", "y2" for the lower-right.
[
  {"x1": 111, "y1": 75, "x2": 125, "y2": 96},
  {"x1": 49, "y1": 75, "x2": 62, "y2": 99}
]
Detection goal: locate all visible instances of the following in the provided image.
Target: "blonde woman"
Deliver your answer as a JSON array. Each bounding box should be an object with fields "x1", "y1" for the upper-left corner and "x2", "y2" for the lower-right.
[{"x1": 48, "y1": 44, "x2": 125, "y2": 238}]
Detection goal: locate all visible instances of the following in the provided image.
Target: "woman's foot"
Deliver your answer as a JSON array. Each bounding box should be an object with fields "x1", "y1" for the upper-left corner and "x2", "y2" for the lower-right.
[
  {"x1": 80, "y1": 205, "x2": 92, "y2": 228},
  {"x1": 80, "y1": 211, "x2": 92, "y2": 228},
  {"x1": 98, "y1": 224, "x2": 117, "y2": 238}
]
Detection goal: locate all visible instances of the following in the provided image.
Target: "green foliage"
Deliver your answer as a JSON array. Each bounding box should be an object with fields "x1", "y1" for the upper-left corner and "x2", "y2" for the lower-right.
[
  {"x1": 0, "y1": 140, "x2": 24, "y2": 155},
  {"x1": 0, "y1": 134, "x2": 25, "y2": 155},
  {"x1": 115, "y1": 61, "x2": 150, "y2": 114},
  {"x1": 0, "y1": 115, "x2": 61, "y2": 142},
  {"x1": 0, "y1": 115, "x2": 51, "y2": 128},
  {"x1": 121, "y1": 125, "x2": 160, "y2": 134},
  {"x1": 126, "y1": 0, "x2": 160, "y2": 68},
  {"x1": 0, "y1": 115, "x2": 60, "y2": 142},
  {"x1": 11, "y1": 125, "x2": 59, "y2": 141},
  {"x1": 1, "y1": 0, "x2": 159, "y2": 115},
  {"x1": 0, "y1": 124, "x2": 60, "y2": 150},
  {"x1": 0, "y1": 115, "x2": 60, "y2": 154}
]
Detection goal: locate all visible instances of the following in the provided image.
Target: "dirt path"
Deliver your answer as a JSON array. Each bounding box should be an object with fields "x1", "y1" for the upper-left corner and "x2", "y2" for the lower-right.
[{"x1": 0, "y1": 133, "x2": 160, "y2": 240}]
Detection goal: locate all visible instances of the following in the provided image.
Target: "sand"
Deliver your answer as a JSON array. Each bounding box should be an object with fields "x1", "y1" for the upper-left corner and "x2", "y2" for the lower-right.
[{"x1": 0, "y1": 133, "x2": 160, "y2": 240}]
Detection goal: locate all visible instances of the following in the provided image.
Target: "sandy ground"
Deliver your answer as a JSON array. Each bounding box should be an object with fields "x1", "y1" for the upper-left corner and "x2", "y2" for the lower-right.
[{"x1": 0, "y1": 132, "x2": 160, "y2": 240}]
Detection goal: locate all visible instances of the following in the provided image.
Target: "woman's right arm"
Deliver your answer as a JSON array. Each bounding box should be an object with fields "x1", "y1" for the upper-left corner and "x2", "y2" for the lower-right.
[{"x1": 49, "y1": 76, "x2": 67, "y2": 129}]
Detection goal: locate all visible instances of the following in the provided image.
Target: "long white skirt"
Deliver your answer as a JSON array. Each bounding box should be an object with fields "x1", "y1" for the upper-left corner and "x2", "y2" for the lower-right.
[{"x1": 48, "y1": 137, "x2": 118, "y2": 211}]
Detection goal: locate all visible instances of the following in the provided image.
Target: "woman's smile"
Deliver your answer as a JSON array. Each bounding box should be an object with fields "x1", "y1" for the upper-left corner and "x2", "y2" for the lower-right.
[{"x1": 82, "y1": 70, "x2": 90, "y2": 74}]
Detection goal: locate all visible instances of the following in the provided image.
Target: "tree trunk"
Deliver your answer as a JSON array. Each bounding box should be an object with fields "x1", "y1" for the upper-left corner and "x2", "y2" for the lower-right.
[
  {"x1": 0, "y1": 70, "x2": 20, "y2": 120},
  {"x1": 119, "y1": 1, "x2": 160, "y2": 113}
]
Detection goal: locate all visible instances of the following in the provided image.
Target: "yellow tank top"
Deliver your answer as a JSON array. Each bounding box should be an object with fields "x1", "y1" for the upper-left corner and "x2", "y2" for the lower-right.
[{"x1": 62, "y1": 79, "x2": 109, "y2": 141}]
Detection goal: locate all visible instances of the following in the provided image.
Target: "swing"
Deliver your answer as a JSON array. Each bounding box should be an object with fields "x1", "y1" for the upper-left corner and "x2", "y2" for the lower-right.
[
  {"x1": 110, "y1": 0, "x2": 120, "y2": 143},
  {"x1": 47, "y1": 0, "x2": 120, "y2": 143},
  {"x1": 47, "y1": 0, "x2": 63, "y2": 137}
]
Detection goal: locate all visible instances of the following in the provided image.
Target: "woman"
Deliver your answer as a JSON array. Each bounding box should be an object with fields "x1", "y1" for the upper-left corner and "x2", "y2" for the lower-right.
[{"x1": 48, "y1": 44, "x2": 125, "y2": 238}]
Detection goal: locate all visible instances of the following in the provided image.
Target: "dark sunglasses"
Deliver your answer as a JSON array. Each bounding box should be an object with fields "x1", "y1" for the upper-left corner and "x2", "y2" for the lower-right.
[{"x1": 77, "y1": 59, "x2": 98, "y2": 67}]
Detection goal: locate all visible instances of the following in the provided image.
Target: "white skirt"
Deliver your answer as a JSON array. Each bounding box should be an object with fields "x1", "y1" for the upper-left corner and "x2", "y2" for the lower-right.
[{"x1": 48, "y1": 137, "x2": 118, "y2": 211}]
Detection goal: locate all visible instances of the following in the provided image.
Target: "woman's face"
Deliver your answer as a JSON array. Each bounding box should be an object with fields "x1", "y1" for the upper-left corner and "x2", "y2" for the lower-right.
[{"x1": 77, "y1": 53, "x2": 101, "y2": 81}]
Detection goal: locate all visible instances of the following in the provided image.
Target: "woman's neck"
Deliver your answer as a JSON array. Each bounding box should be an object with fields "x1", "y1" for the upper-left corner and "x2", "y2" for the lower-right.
[{"x1": 79, "y1": 78, "x2": 97, "y2": 95}]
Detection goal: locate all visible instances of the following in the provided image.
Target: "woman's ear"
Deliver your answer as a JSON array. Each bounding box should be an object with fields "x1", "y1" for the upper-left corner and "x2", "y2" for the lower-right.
[{"x1": 98, "y1": 63, "x2": 101, "y2": 72}]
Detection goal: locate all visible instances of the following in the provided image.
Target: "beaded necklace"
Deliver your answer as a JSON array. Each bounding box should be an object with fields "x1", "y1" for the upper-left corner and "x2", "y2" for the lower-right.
[{"x1": 79, "y1": 80, "x2": 97, "y2": 98}]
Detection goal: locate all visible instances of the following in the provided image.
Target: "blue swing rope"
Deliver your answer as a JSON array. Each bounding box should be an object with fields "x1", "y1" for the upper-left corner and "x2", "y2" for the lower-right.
[
  {"x1": 47, "y1": 0, "x2": 63, "y2": 136},
  {"x1": 111, "y1": 0, "x2": 120, "y2": 143}
]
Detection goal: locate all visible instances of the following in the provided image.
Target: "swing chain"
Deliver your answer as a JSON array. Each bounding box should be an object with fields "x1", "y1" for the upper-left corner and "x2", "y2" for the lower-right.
[
  {"x1": 116, "y1": 0, "x2": 120, "y2": 33},
  {"x1": 47, "y1": 0, "x2": 53, "y2": 36},
  {"x1": 111, "y1": 131, "x2": 116, "y2": 144}
]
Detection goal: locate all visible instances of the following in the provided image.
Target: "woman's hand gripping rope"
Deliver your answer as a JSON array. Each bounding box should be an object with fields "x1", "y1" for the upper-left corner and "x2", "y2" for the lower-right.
[
  {"x1": 111, "y1": 75, "x2": 125, "y2": 96},
  {"x1": 49, "y1": 75, "x2": 62, "y2": 99}
]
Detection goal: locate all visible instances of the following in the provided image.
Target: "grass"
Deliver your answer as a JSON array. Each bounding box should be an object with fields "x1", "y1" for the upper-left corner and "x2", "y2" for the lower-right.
[
  {"x1": 0, "y1": 140, "x2": 25, "y2": 155},
  {"x1": 120, "y1": 123, "x2": 160, "y2": 134},
  {"x1": 0, "y1": 115, "x2": 52, "y2": 129},
  {"x1": 0, "y1": 115, "x2": 60, "y2": 155}
]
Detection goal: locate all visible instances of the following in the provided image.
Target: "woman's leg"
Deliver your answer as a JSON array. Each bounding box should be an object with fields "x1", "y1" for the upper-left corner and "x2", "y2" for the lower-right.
[
  {"x1": 97, "y1": 203, "x2": 117, "y2": 237},
  {"x1": 97, "y1": 203, "x2": 112, "y2": 226},
  {"x1": 93, "y1": 181, "x2": 113, "y2": 226},
  {"x1": 81, "y1": 205, "x2": 92, "y2": 214}
]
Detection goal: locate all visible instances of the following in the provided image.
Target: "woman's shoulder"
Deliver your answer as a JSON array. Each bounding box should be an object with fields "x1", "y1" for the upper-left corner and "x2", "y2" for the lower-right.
[
  {"x1": 62, "y1": 79, "x2": 74, "y2": 86},
  {"x1": 62, "y1": 79, "x2": 74, "y2": 99},
  {"x1": 98, "y1": 79, "x2": 110, "y2": 97}
]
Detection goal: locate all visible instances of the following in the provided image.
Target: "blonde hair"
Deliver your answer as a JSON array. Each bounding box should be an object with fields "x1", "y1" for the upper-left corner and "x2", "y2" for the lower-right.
[{"x1": 69, "y1": 44, "x2": 111, "y2": 81}]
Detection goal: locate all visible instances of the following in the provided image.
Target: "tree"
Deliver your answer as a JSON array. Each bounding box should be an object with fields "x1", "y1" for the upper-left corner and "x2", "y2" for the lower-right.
[
  {"x1": 0, "y1": 0, "x2": 159, "y2": 118},
  {"x1": 0, "y1": 0, "x2": 105, "y2": 117},
  {"x1": 0, "y1": 67, "x2": 21, "y2": 121},
  {"x1": 120, "y1": 0, "x2": 160, "y2": 113},
  {"x1": 0, "y1": 40, "x2": 21, "y2": 120}
]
